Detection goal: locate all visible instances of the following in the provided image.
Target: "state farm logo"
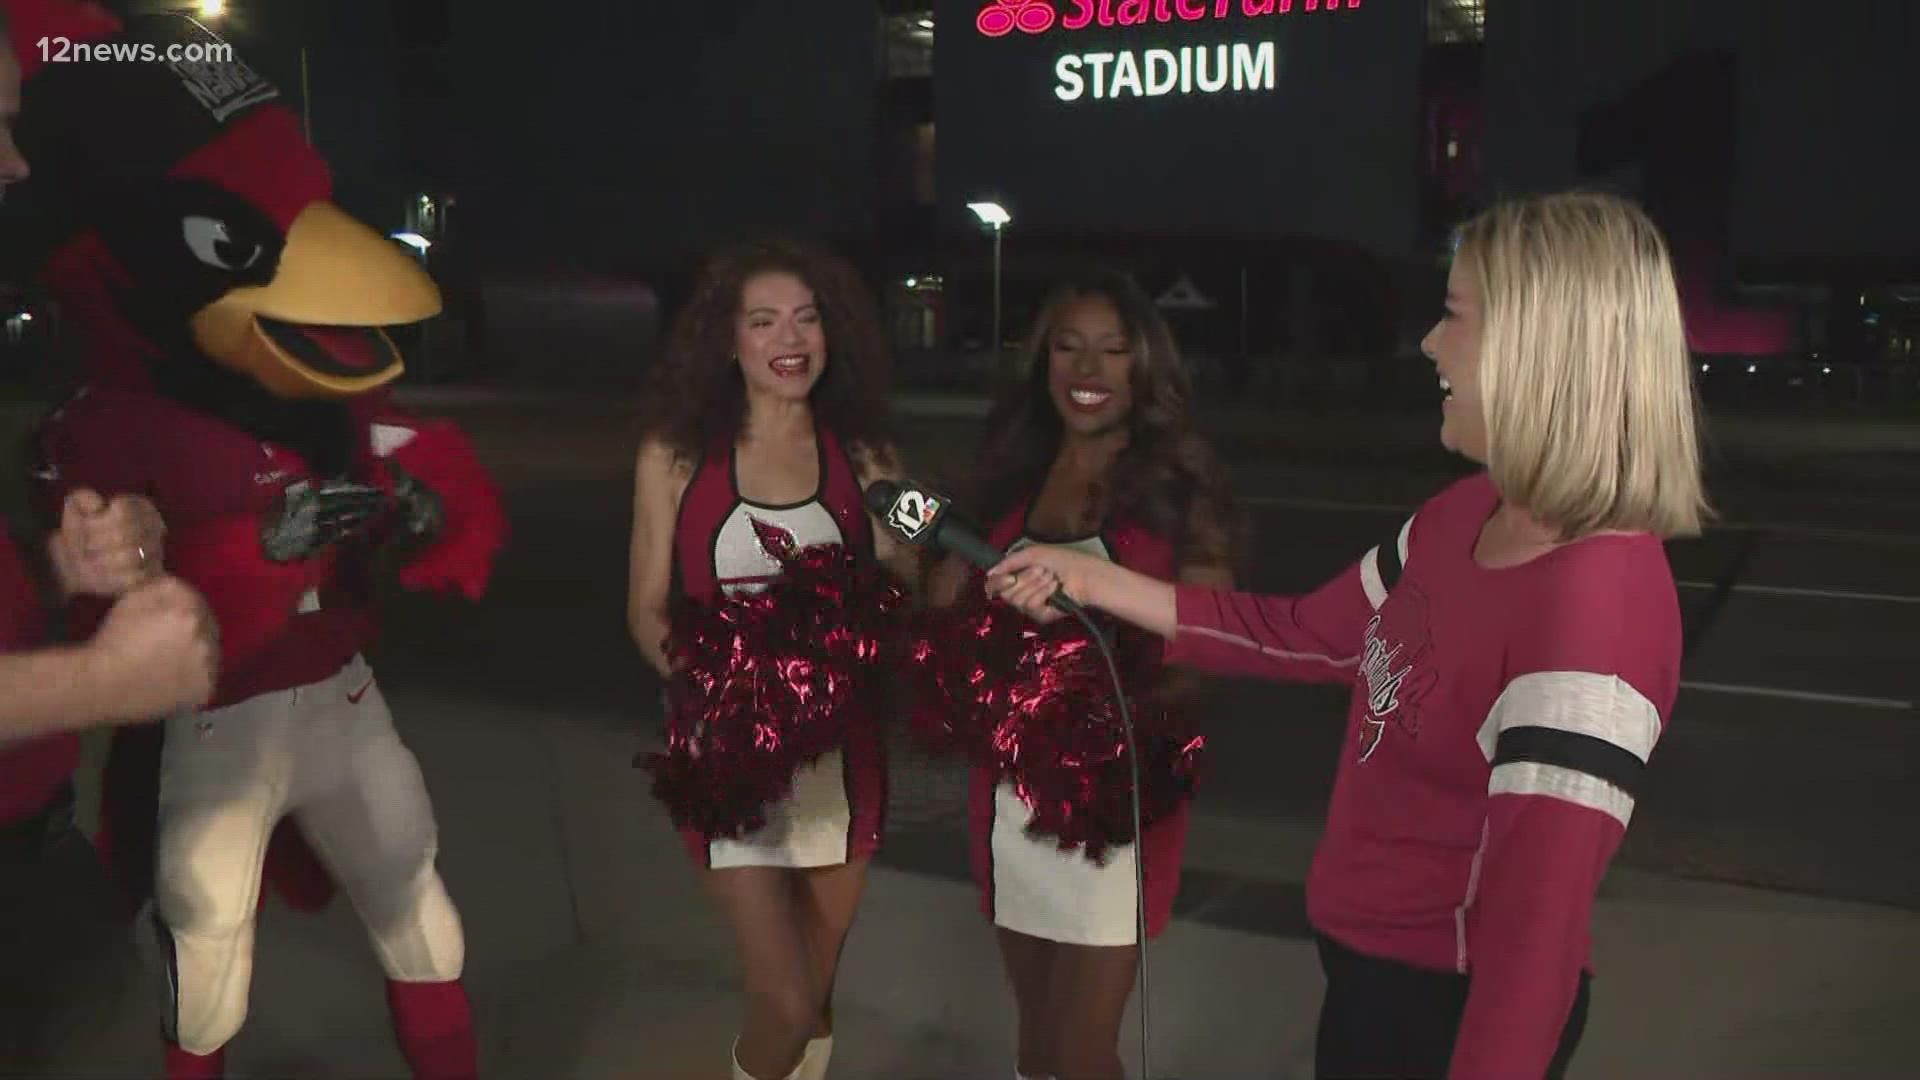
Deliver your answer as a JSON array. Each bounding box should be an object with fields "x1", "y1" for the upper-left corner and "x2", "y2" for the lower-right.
[
  {"x1": 977, "y1": 0, "x2": 1056, "y2": 37},
  {"x1": 976, "y1": 0, "x2": 1364, "y2": 39}
]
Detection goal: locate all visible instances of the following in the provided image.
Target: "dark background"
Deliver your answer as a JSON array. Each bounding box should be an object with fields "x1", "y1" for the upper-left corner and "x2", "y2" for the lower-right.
[
  {"x1": 1484, "y1": 0, "x2": 1920, "y2": 265},
  {"x1": 449, "y1": 0, "x2": 882, "y2": 275},
  {"x1": 3, "y1": 0, "x2": 1914, "y2": 389}
]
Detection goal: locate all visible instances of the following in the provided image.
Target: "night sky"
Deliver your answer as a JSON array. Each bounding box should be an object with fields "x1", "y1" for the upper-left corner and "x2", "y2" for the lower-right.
[{"x1": 1485, "y1": 0, "x2": 1920, "y2": 265}]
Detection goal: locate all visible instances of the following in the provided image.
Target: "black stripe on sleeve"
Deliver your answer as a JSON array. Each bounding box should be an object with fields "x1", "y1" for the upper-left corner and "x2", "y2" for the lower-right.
[
  {"x1": 1493, "y1": 725, "x2": 1645, "y2": 798},
  {"x1": 1375, "y1": 525, "x2": 1405, "y2": 592}
]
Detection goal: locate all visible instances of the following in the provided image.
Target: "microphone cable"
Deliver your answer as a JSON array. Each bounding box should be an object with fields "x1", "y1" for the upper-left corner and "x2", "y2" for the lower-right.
[{"x1": 1049, "y1": 592, "x2": 1153, "y2": 1080}]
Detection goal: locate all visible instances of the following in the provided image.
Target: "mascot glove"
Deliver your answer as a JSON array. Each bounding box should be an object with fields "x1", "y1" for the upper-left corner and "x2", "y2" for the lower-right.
[
  {"x1": 385, "y1": 460, "x2": 446, "y2": 549},
  {"x1": 260, "y1": 477, "x2": 390, "y2": 563},
  {"x1": 374, "y1": 420, "x2": 506, "y2": 600}
]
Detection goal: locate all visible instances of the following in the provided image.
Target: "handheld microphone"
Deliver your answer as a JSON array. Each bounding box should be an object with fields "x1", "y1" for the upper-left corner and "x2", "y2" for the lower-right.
[{"x1": 862, "y1": 479, "x2": 1083, "y2": 616}]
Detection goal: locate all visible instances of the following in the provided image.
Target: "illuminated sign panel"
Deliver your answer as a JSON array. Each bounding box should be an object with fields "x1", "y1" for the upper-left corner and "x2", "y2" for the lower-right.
[
  {"x1": 976, "y1": 0, "x2": 1362, "y2": 102},
  {"x1": 1053, "y1": 42, "x2": 1276, "y2": 101},
  {"x1": 976, "y1": 0, "x2": 1363, "y2": 37},
  {"x1": 935, "y1": 0, "x2": 1421, "y2": 253}
]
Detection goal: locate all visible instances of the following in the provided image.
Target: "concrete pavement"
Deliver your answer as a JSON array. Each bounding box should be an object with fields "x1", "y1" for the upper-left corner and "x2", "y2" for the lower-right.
[{"x1": 34, "y1": 687, "x2": 1920, "y2": 1079}]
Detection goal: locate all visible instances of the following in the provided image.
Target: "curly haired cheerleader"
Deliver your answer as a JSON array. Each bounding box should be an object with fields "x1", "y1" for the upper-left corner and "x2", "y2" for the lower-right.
[{"x1": 627, "y1": 237, "x2": 919, "y2": 1080}]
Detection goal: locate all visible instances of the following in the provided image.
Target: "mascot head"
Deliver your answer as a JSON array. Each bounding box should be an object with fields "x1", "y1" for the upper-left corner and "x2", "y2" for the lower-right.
[{"x1": 2, "y1": 0, "x2": 437, "y2": 406}]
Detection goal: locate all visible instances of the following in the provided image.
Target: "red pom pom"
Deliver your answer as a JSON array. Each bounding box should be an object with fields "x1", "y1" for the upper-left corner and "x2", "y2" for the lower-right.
[
  {"x1": 910, "y1": 594, "x2": 1203, "y2": 863},
  {"x1": 381, "y1": 421, "x2": 507, "y2": 601},
  {"x1": 639, "y1": 542, "x2": 908, "y2": 840}
]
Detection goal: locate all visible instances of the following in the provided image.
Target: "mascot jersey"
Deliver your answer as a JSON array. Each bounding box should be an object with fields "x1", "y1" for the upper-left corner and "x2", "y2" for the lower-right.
[{"x1": 5, "y1": 3, "x2": 503, "y2": 1077}]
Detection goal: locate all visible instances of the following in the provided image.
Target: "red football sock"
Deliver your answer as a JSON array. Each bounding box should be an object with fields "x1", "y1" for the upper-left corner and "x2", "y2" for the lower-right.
[
  {"x1": 164, "y1": 1042, "x2": 225, "y2": 1080},
  {"x1": 386, "y1": 978, "x2": 478, "y2": 1079}
]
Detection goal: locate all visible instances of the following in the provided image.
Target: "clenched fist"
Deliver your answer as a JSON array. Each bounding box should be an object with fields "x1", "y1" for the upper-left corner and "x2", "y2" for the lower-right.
[
  {"x1": 84, "y1": 575, "x2": 220, "y2": 720},
  {"x1": 48, "y1": 488, "x2": 166, "y2": 598}
]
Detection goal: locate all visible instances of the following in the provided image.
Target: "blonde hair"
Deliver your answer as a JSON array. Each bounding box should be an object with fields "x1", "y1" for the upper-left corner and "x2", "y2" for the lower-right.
[{"x1": 1457, "y1": 190, "x2": 1710, "y2": 540}]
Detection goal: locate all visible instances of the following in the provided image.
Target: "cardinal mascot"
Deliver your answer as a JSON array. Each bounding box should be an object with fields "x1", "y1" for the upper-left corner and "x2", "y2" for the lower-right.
[{"x1": 3, "y1": 3, "x2": 503, "y2": 1077}]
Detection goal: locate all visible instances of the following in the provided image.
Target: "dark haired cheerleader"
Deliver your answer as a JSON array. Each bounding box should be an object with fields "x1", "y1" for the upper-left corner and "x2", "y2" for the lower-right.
[
  {"x1": 922, "y1": 266, "x2": 1236, "y2": 1080},
  {"x1": 628, "y1": 236, "x2": 919, "y2": 1080}
]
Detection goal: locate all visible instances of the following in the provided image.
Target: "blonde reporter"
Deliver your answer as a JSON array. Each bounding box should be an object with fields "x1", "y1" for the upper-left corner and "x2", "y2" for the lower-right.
[{"x1": 991, "y1": 192, "x2": 1703, "y2": 1079}]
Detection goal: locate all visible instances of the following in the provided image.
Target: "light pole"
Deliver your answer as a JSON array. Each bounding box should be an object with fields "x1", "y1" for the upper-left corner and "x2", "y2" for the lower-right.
[{"x1": 967, "y1": 200, "x2": 1011, "y2": 365}]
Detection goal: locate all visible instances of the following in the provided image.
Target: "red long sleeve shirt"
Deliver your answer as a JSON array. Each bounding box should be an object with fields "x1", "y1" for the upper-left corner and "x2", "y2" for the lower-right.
[{"x1": 1168, "y1": 472, "x2": 1678, "y2": 1078}]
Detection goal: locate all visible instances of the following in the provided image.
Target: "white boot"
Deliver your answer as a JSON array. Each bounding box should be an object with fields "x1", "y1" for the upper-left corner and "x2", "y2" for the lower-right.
[
  {"x1": 732, "y1": 1038, "x2": 806, "y2": 1080},
  {"x1": 795, "y1": 1034, "x2": 833, "y2": 1080}
]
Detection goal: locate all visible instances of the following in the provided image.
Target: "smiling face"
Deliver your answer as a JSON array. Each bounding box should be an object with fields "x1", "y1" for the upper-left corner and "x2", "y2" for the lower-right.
[
  {"x1": 734, "y1": 270, "x2": 826, "y2": 402},
  {"x1": 1044, "y1": 292, "x2": 1136, "y2": 436},
  {"x1": 1421, "y1": 258, "x2": 1488, "y2": 463}
]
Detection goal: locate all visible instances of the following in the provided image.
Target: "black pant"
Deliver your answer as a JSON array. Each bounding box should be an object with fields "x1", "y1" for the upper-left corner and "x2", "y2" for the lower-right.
[
  {"x1": 0, "y1": 782, "x2": 137, "y2": 1074},
  {"x1": 1314, "y1": 932, "x2": 1591, "y2": 1079}
]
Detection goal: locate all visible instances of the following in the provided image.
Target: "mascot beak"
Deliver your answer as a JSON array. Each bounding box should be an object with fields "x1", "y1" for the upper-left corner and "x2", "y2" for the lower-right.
[{"x1": 187, "y1": 200, "x2": 441, "y2": 399}]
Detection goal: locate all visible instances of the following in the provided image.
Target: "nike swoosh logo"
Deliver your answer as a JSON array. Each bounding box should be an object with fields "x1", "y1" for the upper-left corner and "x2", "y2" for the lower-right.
[{"x1": 346, "y1": 678, "x2": 373, "y2": 705}]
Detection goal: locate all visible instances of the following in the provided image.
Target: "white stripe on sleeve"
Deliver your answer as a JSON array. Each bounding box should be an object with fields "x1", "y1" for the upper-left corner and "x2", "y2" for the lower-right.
[
  {"x1": 1359, "y1": 547, "x2": 1387, "y2": 608},
  {"x1": 1476, "y1": 671, "x2": 1664, "y2": 829},
  {"x1": 1488, "y1": 761, "x2": 1638, "y2": 828}
]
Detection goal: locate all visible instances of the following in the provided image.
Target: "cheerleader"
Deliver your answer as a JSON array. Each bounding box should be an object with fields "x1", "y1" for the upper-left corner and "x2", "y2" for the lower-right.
[
  {"x1": 626, "y1": 237, "x2": 918, "y2": 1080},
  {"x1": 927, "y1": 267, "x2": 1235, "y2": 1080},
  {"x1": 989, "y1": 192, "x2": 1705, "y2": 1079}
]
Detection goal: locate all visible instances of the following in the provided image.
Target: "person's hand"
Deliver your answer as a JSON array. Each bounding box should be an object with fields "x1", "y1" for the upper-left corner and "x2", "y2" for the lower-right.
[
  {"x1": 985, "y1": 545, "x2": 1105, "y2": 624},
  {"x1": 83, "y1": 575, "x2": 220, "y2": 720},
  {"x1": 48, "y1": 489, "x2": 166, "y2": 598},
  {"x1": 260, "y1": 478, "x2": 389, "y2": 563}
]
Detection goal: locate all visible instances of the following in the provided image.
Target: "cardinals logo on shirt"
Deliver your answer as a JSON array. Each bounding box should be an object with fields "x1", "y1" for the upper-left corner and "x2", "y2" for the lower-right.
[
  {"x1": 749, "y1": 516, "x2": 797, "y2": 561},
  {"x1": 1356, "y1": 585, "x2": 1438, "y2": 762}
]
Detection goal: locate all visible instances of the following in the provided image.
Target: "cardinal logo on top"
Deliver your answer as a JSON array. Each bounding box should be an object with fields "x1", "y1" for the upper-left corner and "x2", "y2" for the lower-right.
[{"x1": 750, "y1": 516, "x2": 799, "y2": 561}]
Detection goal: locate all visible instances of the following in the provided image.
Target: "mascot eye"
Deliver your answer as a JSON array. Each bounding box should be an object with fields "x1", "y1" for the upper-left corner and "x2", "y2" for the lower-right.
[{"x1": 182, "y1": 215, "x2": 265, "y2": 271}]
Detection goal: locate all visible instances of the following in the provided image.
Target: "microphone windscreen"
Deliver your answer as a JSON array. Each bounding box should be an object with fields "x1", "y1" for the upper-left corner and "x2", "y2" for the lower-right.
[{"x1": 862, "y1": 479, "x2": 902, "y2": 517}]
